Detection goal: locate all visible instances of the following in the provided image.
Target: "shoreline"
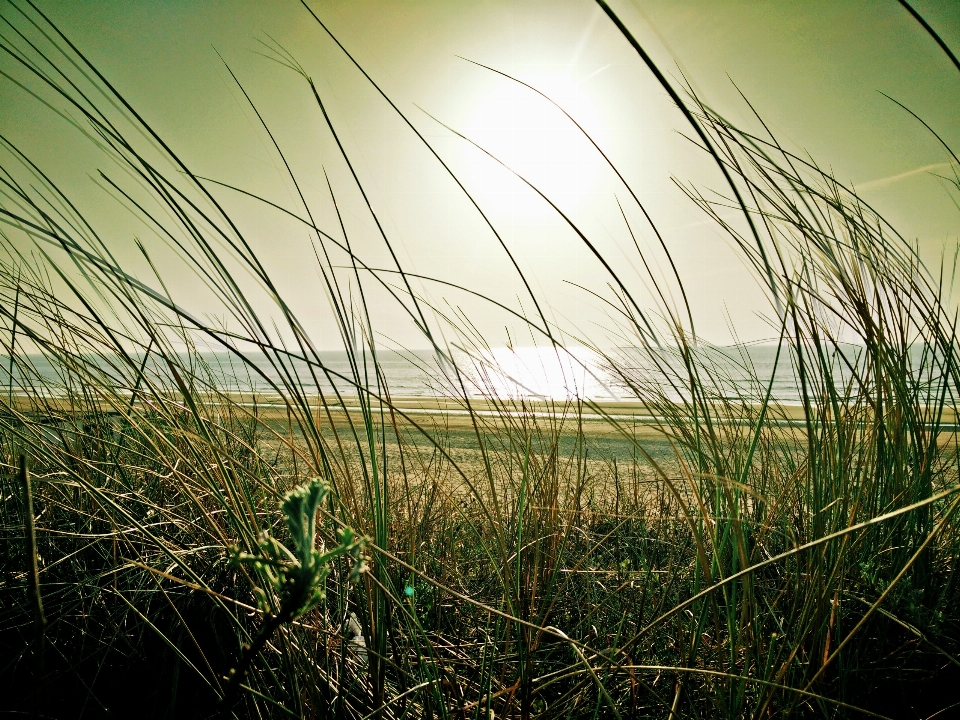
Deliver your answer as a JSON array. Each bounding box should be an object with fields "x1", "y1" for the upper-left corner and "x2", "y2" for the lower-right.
[{"x1": 5, "y1": 393, "x2": 958, "y2": 440}]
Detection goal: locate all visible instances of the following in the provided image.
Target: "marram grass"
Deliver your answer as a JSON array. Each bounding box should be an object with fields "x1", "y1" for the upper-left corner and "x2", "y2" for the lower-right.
[{"x1": 2, "y1": 1, "x2": 960, "y2": 718}]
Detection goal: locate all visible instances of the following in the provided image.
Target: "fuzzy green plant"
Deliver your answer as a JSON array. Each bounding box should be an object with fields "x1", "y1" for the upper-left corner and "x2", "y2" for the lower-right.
[{"x1": 221, "y1": 478, "x2": 367, "y2": 716}]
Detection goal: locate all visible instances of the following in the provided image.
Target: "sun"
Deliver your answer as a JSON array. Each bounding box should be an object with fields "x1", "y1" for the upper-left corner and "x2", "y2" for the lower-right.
[{"x1": 458, "y1": 77, "x2": 607, "y2": 222}]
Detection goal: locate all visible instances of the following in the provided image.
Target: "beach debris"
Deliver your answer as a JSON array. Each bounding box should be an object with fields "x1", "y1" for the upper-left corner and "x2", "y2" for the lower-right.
[{"x1": 346, "y1": 611, "x2": 367, "y2": 666}]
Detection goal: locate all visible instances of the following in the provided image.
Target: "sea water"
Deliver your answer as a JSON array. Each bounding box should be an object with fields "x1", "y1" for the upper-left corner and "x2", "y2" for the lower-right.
[{"x1": 2, "y1": 343, "x2": 939, "y2": 406}]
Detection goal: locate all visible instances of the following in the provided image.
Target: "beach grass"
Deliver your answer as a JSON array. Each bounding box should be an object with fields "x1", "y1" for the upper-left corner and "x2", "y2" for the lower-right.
[{"x1": 2, "y1": 1, "x2": 960, "y2": 718}]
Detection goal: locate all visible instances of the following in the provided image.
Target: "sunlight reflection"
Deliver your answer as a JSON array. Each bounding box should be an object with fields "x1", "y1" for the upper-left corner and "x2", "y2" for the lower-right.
[{"x1": 470, "y1": 345, "x2": 618, "y2": 401}]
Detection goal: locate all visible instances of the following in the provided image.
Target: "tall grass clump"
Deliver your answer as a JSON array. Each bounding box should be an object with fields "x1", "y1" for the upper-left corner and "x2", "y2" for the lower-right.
[{"x1": 1, "y1": 0, "x2": 959, "y2": 718}]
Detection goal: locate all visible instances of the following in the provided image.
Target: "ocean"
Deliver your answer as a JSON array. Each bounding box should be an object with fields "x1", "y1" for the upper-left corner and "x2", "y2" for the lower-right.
[{"x1": 3, "y1": 343, "x2": 935, "y2": 406}]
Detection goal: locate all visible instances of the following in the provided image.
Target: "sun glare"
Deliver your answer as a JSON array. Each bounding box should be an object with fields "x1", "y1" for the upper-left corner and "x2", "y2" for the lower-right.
[
  {"x1": 475, "y1": 345, "x2": 616, "y2": 401},
  {"x1": 460, "y1": 79, "x2": 606, "y2": 221}
]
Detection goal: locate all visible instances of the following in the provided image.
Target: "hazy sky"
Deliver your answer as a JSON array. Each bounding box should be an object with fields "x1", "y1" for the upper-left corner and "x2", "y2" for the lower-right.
[{"x1": 2, "y1": 1, "x2": 959, "y2": 350}]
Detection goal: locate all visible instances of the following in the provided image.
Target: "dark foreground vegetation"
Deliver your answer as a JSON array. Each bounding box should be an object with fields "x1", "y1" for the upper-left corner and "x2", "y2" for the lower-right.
[{"x1": 2, "y1": 1, "x2": 960, "y2": 717}]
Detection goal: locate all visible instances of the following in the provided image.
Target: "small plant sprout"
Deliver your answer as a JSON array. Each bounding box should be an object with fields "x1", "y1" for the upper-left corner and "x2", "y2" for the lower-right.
[{"x1": 221, "y1": 479, "x2": 366, "y2": 716}]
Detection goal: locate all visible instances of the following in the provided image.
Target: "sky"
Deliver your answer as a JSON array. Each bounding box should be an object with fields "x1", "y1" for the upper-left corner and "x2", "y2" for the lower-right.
[{"x1": 2, "y1": 0, "x2": 959, "y2": 351}]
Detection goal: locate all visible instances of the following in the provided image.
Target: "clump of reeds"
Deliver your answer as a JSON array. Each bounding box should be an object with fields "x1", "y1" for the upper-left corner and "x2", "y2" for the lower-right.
[{"x1": 1, "y1": 0, "x2": 959, "y2": 718}]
